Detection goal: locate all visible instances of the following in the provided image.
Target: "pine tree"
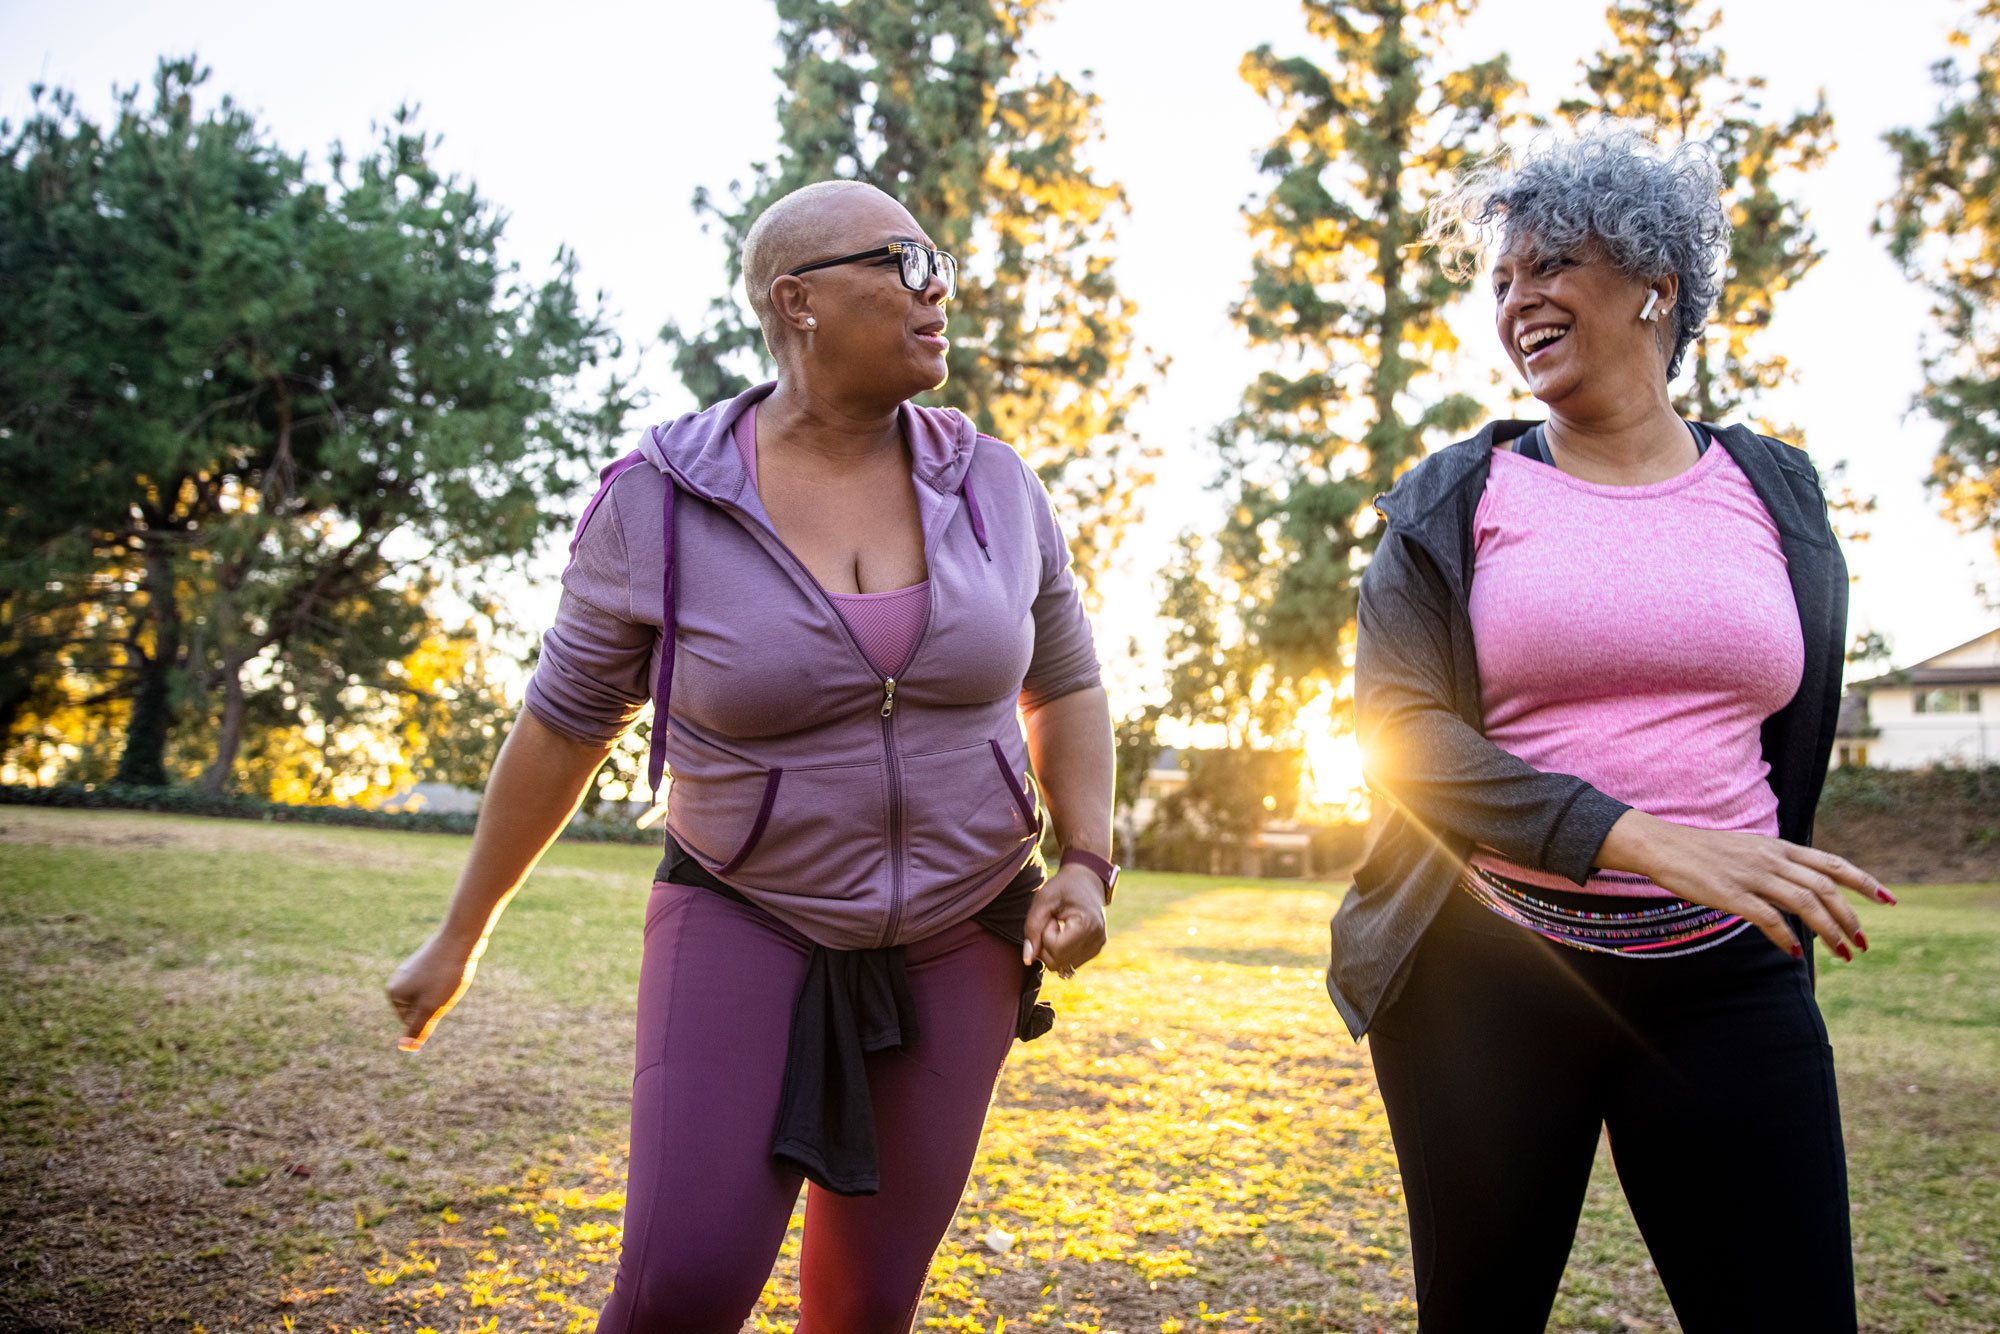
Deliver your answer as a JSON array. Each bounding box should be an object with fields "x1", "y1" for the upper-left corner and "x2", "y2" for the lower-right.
[
  {"x1": 1158, "y1": 533, "x2": 1265, "y2": 750},
  {"x1": 1206, "y1": 0, "x2": 1517, "y2": 738},
  {"x1": 1561, "y1": 0, "x2": 1835, "y2": 432},
  {"x1": 664, "y1": 0, "x2": 1151, "y2": 588},
  {"x1": 0, "y1": 61, "x2": 632, "y2": 790},
  {"x1": 1882, "y1": 1, "x2": 2000, "y2": 554}
]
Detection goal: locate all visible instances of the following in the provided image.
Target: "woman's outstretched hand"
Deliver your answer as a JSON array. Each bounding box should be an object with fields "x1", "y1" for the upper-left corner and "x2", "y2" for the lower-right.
[
  {"x1": 1599, "y1": 809, "x2": 1896, "y2": 960},
  {"x1": 385, "y1": 933, "x2": 483, "y2": 1052},
  {"x1": 1023, "y1": 864, "x2": 1109, "y2": 980}
]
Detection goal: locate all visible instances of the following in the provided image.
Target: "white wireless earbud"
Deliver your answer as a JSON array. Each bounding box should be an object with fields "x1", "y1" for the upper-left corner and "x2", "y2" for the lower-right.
[{"x1": 1640, "y1": 291, "x2": 1660, "y2": 322}]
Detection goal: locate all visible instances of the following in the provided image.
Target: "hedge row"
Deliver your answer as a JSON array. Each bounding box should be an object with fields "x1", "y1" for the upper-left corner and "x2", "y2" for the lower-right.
[
  {"x1": 7, "y1": 765, "x2": 1994, "y2": 858},
  {"x1": 1815, "y1": 763, "x2": 2000, "y2": 813},
  {"x1": 0, "y1": 783, "x2": 660, "y2": 845}
]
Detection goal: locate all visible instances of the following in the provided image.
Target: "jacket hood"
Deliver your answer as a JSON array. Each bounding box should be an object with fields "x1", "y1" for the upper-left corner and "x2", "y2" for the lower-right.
[
  {"x1": 1372, "y1": 420, "x2": 1527, "y2": 532},
  {"x1": 636, "y1": 381, "x2": 982, "y2": 504},
  {"x1": 1373, "y1": 418, "x2": 1816, "y2": 534}
]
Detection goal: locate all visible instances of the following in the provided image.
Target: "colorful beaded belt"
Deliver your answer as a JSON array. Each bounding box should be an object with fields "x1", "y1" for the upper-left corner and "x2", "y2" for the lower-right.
[{"x1": 1460, "y1": 862, "x2": 1751, "y2": 958}]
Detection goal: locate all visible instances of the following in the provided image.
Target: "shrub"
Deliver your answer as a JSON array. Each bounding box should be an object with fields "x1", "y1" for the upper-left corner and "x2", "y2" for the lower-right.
[{"x1": 0, "y1": 784, "x2": 658, "y2": 845}]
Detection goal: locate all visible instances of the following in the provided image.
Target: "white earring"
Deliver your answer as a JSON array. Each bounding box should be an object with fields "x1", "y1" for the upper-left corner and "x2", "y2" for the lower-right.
[
  {"x1": 805, "y1": 316, "x2": 817, "y2": 329},
  {"x1": 1640, "y1": 291, "x2": 1659, "y2": 322}
]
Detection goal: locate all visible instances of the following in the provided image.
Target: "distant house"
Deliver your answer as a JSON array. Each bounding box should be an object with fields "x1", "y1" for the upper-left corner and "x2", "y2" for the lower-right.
[
  {"x1": 379, "y1": 781, "x2": 483, "y2": 814},
  {"x1": 1119, "y1": 745, "x2": 1345, "y2": 879},
  {"x1": 1839, "y1": 628, "x2": 2000, "y2": 769},
  {"x1": 1125, "y1": 746, "x2": 1187, "y2": 834},
  {"x1": 378, "y1": 781, "x2": 662, "y2": 825}
]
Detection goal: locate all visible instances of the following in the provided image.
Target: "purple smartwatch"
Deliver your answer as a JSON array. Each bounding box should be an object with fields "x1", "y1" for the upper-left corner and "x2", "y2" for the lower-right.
[{"x1": 1058, "y1": 847, "x2": 1120, "y2": 904}]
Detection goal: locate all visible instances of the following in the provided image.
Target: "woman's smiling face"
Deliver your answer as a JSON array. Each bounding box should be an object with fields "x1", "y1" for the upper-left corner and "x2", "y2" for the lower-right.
[{"x1": 1492, "y1": 234, "x2": 1673, "y2": 410}]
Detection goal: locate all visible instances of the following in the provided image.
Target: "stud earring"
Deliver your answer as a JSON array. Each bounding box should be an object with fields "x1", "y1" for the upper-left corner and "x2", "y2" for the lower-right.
[{"x1": 805, "y1": 317, "x2": 818, "y2": 329}]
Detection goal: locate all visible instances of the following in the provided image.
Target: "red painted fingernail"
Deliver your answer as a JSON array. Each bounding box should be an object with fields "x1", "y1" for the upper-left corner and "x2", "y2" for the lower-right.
[
  {"x1": 1876, "y1": 887, "x2": 1899, "y2": 905},
  {"x1": 1834, "y1": 942, "x2": 1853, "y2": 962},
  {"x1": 1789, "y1": 944, "x2": 1804, "y2": 959},
  {"x1": 1855, "y1": 931, "x2": 1869, "y2": 952}
]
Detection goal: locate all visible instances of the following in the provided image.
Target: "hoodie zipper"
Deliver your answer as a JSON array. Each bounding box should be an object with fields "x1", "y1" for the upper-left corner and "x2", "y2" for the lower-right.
[
  {"x1": 878, "y1": 675, "x2": 906, "y2": 945},
  {"x1": 683, "y1": 470, "x2": 947, "y2": 950}
]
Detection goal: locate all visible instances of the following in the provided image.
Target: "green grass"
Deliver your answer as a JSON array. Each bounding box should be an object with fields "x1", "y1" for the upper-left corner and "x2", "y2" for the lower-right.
[{"x1": 0, "y1": 808, "x2": 1993, "y2": 1332}]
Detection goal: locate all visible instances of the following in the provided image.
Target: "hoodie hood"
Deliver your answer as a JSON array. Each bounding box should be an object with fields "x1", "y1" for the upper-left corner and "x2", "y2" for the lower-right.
[{"x1": 636, "y1": 381, "x2": 981, "y2": 505}]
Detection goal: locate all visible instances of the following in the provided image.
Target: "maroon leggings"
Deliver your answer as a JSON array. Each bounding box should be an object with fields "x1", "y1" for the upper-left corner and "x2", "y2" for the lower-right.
[{"x1": 593, "y1": 881, "x2": 1024, "y2": 1333}]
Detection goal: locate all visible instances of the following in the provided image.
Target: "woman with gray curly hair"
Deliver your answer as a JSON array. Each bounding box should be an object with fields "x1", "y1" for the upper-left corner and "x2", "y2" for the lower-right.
[{"x1": 1327, "y1": 128, "x2": 1885, "y2": 1330}]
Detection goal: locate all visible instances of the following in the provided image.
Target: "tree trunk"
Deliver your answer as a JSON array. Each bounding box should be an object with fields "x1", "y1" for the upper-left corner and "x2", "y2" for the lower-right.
[
  {"x1": 0, "y1": 676, "x2": 29, "y2": 761},
  {"x1": 115, "y1": 655, "x2": 174, "y2": 785},
  {"x1": 114, "y1": 546, "x2": 181, "y2": 786},
  {"x1": 198, "y1": 655, "x2": 248, "y2": 796},
  {"x1": 1691, "y1": 333, "x2": 1716, "y2": 420}
]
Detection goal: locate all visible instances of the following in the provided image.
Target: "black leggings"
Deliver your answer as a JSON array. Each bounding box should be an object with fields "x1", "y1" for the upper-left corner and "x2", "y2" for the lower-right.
[{"x1": 1367, "y1": 886, "x2": 1856, "y2": 1333}]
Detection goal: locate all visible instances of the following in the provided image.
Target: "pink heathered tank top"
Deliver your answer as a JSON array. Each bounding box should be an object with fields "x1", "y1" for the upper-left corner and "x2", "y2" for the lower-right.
[
  {"x1": 734, "y1": 405, "x2": 930, "y2": 678},
  {"x1": 1468, "y1": 444, "x2": 1804, "y2": 896}
]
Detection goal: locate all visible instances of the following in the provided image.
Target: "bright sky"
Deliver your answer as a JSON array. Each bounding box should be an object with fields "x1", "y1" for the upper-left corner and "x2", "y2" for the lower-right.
[{"x1": 5, "y1": 0, "x2": 1994, "y2": 706}]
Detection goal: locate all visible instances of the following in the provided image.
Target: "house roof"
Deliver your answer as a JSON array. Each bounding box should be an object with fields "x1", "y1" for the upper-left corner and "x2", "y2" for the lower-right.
[
  {"x1": 1850, "y1": 626, "x2": 2000, "y2": 690},
  {"x1": 1834, "y1": 692, "x2": 1871, "y2": 738},
  {"x1": 1850, "y1": 664, "x2": 2000, "y2": 690}
]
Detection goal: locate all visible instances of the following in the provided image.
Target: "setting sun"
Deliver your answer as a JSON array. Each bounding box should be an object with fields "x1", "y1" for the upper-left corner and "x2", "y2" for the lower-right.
[
  {"x1": 1303, "y1": 730, "x2": 1369, "y2": 816},
  {"x1": 1297, "y1": 689, "x2": 1371, "y2": 820}
]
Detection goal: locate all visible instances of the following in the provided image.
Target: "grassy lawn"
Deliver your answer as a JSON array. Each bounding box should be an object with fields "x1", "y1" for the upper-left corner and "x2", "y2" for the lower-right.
[{"x1": 0, "y1": 807, "x2": 1993, "y2": 1333}]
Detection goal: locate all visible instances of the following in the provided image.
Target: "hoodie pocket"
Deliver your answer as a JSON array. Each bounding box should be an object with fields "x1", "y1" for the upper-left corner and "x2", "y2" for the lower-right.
[
  {"x1": 899, "y1": 736, "x2": 1043, "y2": 890},
  {"x1": 717, "y1": 769, "x2": 783, "y2": 874},
  {"x1": 671, "y1": 757, "x2": 887, "y2": 891}
]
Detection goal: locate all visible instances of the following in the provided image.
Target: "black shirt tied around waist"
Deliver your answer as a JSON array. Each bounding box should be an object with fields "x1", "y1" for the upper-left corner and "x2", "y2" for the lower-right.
[{"x1": 660, "y1": 841, "x2": 1055, "y2": 1196}]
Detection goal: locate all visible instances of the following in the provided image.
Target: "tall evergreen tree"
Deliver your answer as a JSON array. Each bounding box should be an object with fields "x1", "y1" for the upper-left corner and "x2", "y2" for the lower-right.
[
  {"x1": 1882, "y1": 1, "x2": 2000, "y2": 554},
  {"x1": 0, "y1": 65, "x2": 309, "y2": 783},
  {"x1": 664, "y1": 0, "x2": 1152, "y2": 587},
  {"x1": 1561, "y1": 0, "x2": 1836, "y2": 431},
  {"x1": 1206, "y1": 0, "x2": 1517, "y2": 734},
  {"x1": 0, "y1": 60, "x2": 633, "y2": 790}
]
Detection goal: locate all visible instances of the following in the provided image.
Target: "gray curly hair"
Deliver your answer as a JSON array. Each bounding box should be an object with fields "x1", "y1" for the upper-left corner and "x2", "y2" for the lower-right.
[{"x1": 1426, "y1": 127, "x2": 1731, "y2": 381}]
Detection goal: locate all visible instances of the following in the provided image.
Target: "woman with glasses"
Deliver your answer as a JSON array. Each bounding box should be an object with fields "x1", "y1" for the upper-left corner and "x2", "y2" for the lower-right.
[
  {"x1": 386, "y1": 180, "x2": 1116, "y2": 1330},
  {"x1": 1329, "y1": 129, "x2": 1888, "y2": 1330}
]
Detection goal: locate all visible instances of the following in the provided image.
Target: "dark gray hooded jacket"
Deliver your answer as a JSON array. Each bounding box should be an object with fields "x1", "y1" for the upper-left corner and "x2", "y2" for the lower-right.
[{"x1": 1328, "y1": 419, "x2": 1848, "y2": 1038}]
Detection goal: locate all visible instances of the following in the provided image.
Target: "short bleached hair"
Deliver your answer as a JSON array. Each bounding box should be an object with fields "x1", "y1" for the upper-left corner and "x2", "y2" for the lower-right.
[{"x1": 1426, "y1": 127, "x2": 1732, "y2": 380}]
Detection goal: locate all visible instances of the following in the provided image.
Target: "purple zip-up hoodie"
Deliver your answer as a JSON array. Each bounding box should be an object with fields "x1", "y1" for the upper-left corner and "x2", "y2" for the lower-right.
[{"x1": 524, "y1": 383, "x2": 1102, "y2": 951}]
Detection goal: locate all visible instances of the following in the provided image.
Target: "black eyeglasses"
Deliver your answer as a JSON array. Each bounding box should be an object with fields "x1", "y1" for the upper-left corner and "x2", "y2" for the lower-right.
[{"x1": 785, "y1": 241, "x2": 958, "y2": 300}]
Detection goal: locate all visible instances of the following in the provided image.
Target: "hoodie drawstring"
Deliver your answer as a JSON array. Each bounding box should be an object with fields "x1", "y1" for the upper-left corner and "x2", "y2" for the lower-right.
[
  {"x1": 649, "y1": 460, "x2": 677, "y2": 794},
  {"x1": 961, "y1": 473, "x2": 992, "y2": 561}
]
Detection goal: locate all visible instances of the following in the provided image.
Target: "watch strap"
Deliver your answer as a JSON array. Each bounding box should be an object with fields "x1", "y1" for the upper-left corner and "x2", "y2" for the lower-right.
[{"x1": 1059, "y1": 848, "x2": 1119, "y2": 904}]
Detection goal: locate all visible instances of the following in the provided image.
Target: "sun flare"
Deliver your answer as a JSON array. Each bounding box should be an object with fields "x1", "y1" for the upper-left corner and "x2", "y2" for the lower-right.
[
  {"x1": 1304, "y1": 730, "x2": 1369, "y2": 815},
  {"x1": 1298, "y1": 690, "x2": 1371, "y2": 820}
]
